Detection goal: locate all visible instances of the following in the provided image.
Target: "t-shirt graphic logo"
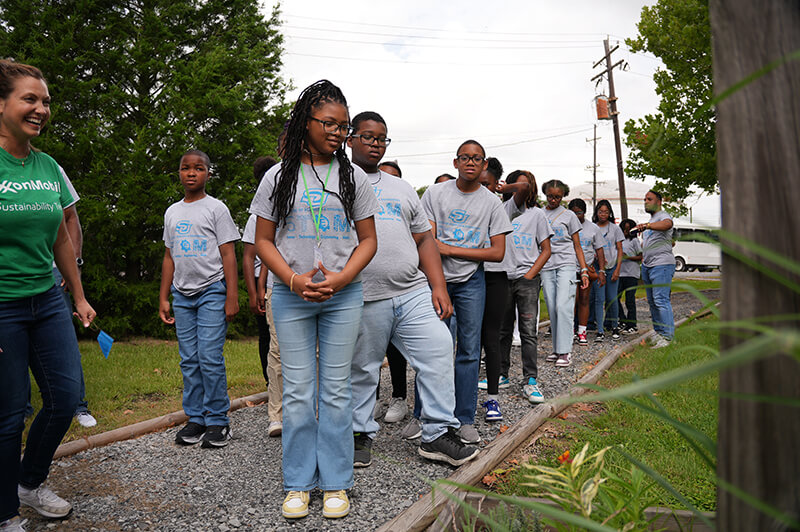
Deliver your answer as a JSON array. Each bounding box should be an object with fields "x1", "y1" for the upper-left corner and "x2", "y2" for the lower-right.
[
  {"x1": 301, "y1": 190, "x2": 327, "y2": 209},
  {"x1": 180, "y1": 239, "x2": 191, "y2": 252},
  {"x1": 448, "y1": 209, "x2": 469, "y2": 224},
  {"x1": 176, "y1": 220, "x2": 192, "y2": 235}
]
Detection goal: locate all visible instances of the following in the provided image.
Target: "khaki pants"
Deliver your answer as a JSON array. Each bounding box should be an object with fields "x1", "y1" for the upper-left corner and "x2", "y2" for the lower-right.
[{"x1": 265, "y1": 287, "x2": 282, "y2": 422}]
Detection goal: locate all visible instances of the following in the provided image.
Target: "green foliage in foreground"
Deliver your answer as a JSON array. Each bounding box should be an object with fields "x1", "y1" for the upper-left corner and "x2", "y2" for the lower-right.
[
  {"x1": 502, "y1": 318, "x2": 720, "y2": 512},
  {"x1": 27, "y1": 338, "x2": 266, "y2": 443}
]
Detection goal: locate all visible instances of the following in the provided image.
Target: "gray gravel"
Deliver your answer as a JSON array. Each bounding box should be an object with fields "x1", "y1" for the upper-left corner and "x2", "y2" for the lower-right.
[{"x1": 24, "y1": 291, "x2": 716, "y2": 531}]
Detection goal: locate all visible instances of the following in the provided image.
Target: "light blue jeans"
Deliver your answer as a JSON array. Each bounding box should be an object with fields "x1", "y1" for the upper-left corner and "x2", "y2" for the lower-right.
[
  {"x1": 641, "y1": 264, "x2": 676, "y2": 340},
  {"x1": 351, "y1": 286, "x2": 457, "y2": 443},
  {"x1": 541, "y1": 266, "x2": 578, "y2": 355},
  {"x1": 272, "y1": 282, "x2": 363, "y2": 492},
  {"x1": 593, "y1": 267, "x2": 620, "y2": 333},
  {"x1": 171, "y1": 280, "x2": 230, "y2": 426}
]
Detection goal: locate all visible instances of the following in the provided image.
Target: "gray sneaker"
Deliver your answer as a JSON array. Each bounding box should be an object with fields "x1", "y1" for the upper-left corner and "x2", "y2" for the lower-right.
[
  {"x1": 400, "y1": 418, "x2": 422, "y2": 440},
  {"x1": 0, "y1": 517, "x2": 28, "y2": 532},
  {"x1": 455, "y1": 424, "x2": 481, "y2": 444},
  {"x1": 18, "y1": 484, "x2": 72, "y2": 518}
]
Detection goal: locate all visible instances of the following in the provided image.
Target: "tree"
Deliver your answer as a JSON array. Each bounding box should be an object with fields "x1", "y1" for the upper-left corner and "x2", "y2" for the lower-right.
[
  {"x1": 0, "y1": 0, "x2": 289, "y2": 336},
  {"x1": 624, "y1": 0, "x2": 716, "y2": 212},
  {"x1": 709, "y1": 1, "x2": 800, "y2": 529}
]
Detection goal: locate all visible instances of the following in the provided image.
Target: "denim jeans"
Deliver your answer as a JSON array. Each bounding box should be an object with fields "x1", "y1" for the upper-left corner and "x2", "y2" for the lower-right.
[
  {"x1": 593, "y1": 267, "x2": 620, "y2": 333},
  {"x1": 500, "y1": 276, "x2": 541, "y2": 380},
  {"x1": 0, "y1": 285, "x2": 82, "y2": 522},
  {"x1": 351, "y1": 286, "x2": 457, "y2": 443},
  {"x1": 272, "y1": 282, "x2": 363, "y2": 492},
  {"x1": 641, "y1": 264, "x2": 675, "y2": 340},
  {"x1": 51, "y1": 268, "x2": 89, "y2": 413},
  {"x1": 171, "y1": 280, "x2": 230, "y2": 426},
  {"x1": 443, "y1": 267, "x2": 485, "y2": 425},
  {"x1": 541, "y1": 266, "x2": 577, "y2": 355}
]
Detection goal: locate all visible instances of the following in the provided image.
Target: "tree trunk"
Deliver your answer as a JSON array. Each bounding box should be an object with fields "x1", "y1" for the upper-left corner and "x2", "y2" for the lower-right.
[{"x1": 709, "y1": 1, "x2": 800, "y2": 530}]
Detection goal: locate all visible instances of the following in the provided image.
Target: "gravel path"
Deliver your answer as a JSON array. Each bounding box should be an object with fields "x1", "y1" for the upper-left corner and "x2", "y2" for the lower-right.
[{"x1": 24, "y1": 291, "x2": 716, "y2": 532}]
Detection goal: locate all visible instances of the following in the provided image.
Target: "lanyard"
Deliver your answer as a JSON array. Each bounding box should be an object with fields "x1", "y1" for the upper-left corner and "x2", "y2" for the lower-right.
[{"x1": 300, "y1": 161, "x2": 334, "y2": 246}]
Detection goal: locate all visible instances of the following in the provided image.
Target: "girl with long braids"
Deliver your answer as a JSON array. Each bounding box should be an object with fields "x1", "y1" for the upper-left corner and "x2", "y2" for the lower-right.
[{"x1": 250, "y1": 80, "x2": 378, "y2": 520}]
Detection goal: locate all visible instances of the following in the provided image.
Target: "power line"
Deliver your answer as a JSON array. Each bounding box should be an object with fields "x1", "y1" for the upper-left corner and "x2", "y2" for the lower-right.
[
  {"x1": 284, "y1": 34, "x2": 599, "y2": 50},
  {"x1": 282, "y1": 24, "x2": 601, "y2": 44},
  {"x1": 285, "y1": 14, "x2": 608, "y2": 37},
  {"x1": 390, "y1": 124, "x2": 597, "y2": 143},
  {"x1": 391, "y1": 128, "x2": 595, "y2": 158},
  {"x1": 284, "y1": 51, "x2": 591, "y2": 67}
]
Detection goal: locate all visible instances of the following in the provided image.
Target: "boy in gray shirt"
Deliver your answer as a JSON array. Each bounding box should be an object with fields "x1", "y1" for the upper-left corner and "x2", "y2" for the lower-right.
[
  {"x1": 159, "y1": 150, "x2": 240, "y2": 448},
  {"x1": 421, "y1": 140, "x2": 512, "y2": 444},
  {"x1": 347, "y1": 112, "x2": 478, "y2": 467}
]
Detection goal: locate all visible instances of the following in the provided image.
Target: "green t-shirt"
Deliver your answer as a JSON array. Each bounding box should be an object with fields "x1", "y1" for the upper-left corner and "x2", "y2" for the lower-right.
[{"x1": 0, "y1": 147, "x2": 74, "y2": 301}]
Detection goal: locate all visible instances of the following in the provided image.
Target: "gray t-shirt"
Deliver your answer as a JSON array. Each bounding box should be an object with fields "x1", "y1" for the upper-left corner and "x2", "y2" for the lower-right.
[
  {"x1": 52, "y1": 168, "x2": 79, "y2": 269},
  {"x1": 361, "y1": 171, "x2": 431, "y2": 302},
  {"x1": 249, "y1": 160, "x2": 379, "y2": 283},
  {"x1": 163, "y1": 195, "x2": 240, "y2": 296},
  {"x1": 642, "y1": 210, "x2": 675, "y2": 267},
  {"x1": 597, "y1": 222, "x2": 625, "y2": 268},
  {"x1": 507, "y1": 207, "x2": 554, "y2": 280},
  {"x1": 620, "y1": 237, "x2": 642, "y2": 278},
  {"x1": 485, "y1": 198, "x2": 524, "y2": 273},
  {"x1": 577, "y1": 219, "x2": 604, "y2": 269},
  {"x1": 421, "y1": 180, "x2": 513, "y2": 284},
  {"x1": 542, "y1": 206, "x2": 582, "y2": 271},
  {"x1": 242, "y1": 214, "x2": 274, "y2": 289}
]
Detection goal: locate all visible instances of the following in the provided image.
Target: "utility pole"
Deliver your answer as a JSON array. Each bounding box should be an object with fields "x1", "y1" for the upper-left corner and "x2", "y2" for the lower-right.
[
  {"x1": 586, "y1": 124, "x2": 600, "y2": 210},
  {"x1": 592, "y1": 38, "x2": 628, "y2": 219}
]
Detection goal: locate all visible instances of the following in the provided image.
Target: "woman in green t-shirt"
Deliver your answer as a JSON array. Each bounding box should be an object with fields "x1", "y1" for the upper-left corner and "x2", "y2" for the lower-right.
[{"x1": 0, "y1": 60, "x2": 96, "y2": 530}]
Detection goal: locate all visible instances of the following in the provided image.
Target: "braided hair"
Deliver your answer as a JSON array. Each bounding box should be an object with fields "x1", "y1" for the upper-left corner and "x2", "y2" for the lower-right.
[{"x1": 270, "y1": 80, "x2": 356, "y2": 226}]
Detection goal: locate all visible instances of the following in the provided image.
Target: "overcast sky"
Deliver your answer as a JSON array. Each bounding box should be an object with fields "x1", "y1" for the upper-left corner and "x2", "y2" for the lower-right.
[{"x1": 268, "y1": 0, "x2": 721, "y2": 225}]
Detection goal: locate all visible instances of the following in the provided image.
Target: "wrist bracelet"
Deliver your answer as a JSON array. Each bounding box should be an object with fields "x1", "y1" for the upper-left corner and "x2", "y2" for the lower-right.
[
  {"x1": 580, "y1": 267, "x2": 588, "y2": 272},
  {"x1": 290, "y1": 272, "x2": 297, "y2": 292},
  {"x1": 581, "y1": 273, "x2": 589, "y2": 278}
]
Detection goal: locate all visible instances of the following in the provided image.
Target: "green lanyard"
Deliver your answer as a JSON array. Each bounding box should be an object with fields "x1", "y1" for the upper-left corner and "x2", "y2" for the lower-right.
[{"x1": 300, "y1": 161, "x2": 334, "y2": 245}]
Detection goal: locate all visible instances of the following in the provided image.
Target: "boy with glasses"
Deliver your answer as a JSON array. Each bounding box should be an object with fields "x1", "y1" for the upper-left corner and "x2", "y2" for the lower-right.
[
  {"x1": 347, "y1": 112, "x2": 478, "y2": 467},
  {"x1": 420, "y1": 140, "x2": 512, "y2": 444}
]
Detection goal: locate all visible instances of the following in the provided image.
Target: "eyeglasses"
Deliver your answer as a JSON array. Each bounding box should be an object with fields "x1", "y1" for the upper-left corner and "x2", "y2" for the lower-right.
[
  {"x1": 456, "y1": 154, "x2": 485, "y2": 164},
  {"x1": 309, "y1": 117, "x2": 352, "y2": 135},
  {"x1": 350, "y1": 134, "x2": 392, "y2": 147},
  {"x1": 546, "y1": 194, "x2": 563, "y2": 200}
]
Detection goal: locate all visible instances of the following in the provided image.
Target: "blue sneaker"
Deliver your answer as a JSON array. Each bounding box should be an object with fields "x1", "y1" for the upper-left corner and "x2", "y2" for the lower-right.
[
  {"x1": 477, "y1": 376, "x2": 510, "y2": 390},
  {"x1": 523, "y1": 377, "x2": 545, "y2": 404},
  {"x1": 482, "y1": 399, "x2": 503, "y2": 422}
]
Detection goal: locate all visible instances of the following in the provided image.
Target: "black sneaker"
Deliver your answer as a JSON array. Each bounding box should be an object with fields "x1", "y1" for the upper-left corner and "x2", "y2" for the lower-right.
[
  {"x1": 175, "y1": 422, "x2": 206, "y2": 445},
  {"x1": 354, "y1": 433, "x2": 372, "y2": 467},
  {"x1": 611, "y1": 327, "x2": 621, "y2": 339},
  {"x1": 595, "y1": 332, "x2": 605, "y2": 342},
  {"x1": 418, "y1": 428, "x2": 479, "y2": 467},
  {"x1": 200, "y1": 425, "x2": 231, "y2": 448}
]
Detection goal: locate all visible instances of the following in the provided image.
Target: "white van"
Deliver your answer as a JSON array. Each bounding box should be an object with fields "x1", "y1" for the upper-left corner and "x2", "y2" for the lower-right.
[{"x1": 672, "y1": 224, "x2": 721, "y2": 272}]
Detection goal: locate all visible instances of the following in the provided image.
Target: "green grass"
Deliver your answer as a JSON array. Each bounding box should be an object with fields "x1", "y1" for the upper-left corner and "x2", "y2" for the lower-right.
[
  {"x1": 27, "y1": 338, "x2": 266, "y2": 443},
  {"x1": 500, "y1": 316, "x2": 720, "y2": 512}
]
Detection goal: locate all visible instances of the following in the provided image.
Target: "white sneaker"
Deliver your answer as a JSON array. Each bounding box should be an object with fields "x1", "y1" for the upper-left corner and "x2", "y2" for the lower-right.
[
  {"x1": 384, "y1": 397, "x2": 408, "y2": 423},
  {"x1": 75, "y1": 412, "x2": 97, "y2": 428},
  {"x1": 0, "y1": 517, "x2": 28, "y2": 531},
  {"x1": 523, "y1": 377, "x2": 545, "y2": 404},
  {"x1": 18, "y1": 484, "x2": 72, "y2": 518},
  {"x1": 650, "y1": 336, "x2": 671, "y2": 349},
  {"x1": 268, "y1": 421, "x2": 282, "y2": 437}
]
